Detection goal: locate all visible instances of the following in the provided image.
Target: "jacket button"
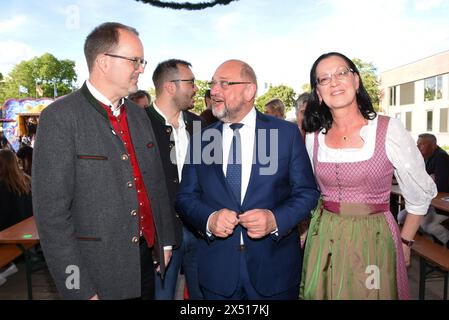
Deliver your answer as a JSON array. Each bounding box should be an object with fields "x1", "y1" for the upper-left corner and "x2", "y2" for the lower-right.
[
  {"x1": 169, "y1": 142, "x2": 175, "y2": 149},
  {"x1": 127, "y1": 182, "x2": 133, "y2": 188},
  {"x1": 166, "y1": 127, "x2": 172, "y2": 134},
  {"x1": 130, "y1": 210, "x2": 137, "y2": 216},
  {"x1": 173, "y1": 178, "x2": 179, "y2": 184},
  {"x1": 132, "y1": 236, "x2": 139, "y2": 243},
  {"x1": 121, "y1": 154, "x2": 129, "y2": 161}
]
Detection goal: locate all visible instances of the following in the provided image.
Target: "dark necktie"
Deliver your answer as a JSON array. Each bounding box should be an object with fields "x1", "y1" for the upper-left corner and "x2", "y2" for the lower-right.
[{"x1": 226, "y1": 123, "x2": 244, "y2": 204}]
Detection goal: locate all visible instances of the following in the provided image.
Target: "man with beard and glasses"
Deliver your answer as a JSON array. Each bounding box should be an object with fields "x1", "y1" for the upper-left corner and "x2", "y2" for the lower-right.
[
  {"x1": 145, "y1": 59, "x2": 204, "y2": 299},
  {"x1": 176, "y1": 59, "x2": 319, "y2": 300}
]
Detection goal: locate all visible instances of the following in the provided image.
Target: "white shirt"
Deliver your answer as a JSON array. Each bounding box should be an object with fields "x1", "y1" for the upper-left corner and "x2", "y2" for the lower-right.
[
  {"x1": 206, "y1": 107, "x2": 257, "y2": 239},
  {"x1": 152, "y1": 103, "x2": 189, "y2": 182},
  {"x1": 305, "y1": 116, "x2": 437, "y2": 215},
  {"x1": 86, "y1": 80, "x2": 123, "y2": 117},
  {"x1": 222, "y1": 107, "x2": 257, "y2": 203}
]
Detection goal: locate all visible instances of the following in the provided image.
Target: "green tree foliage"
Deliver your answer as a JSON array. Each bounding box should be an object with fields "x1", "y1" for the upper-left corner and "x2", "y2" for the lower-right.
[
  {"x1": 191, "y1": 80, "x2": 210, "y2": 115},
  {"x1": 0, "y1": 53, "x2": 77, "y2": 104},
  {"x1": 147, "y1": 87, "x2": 156, "y2": 102},
  {"x1": 352, "y1": 58, "x2": 380, "y2": 111},
  {"x1": 301, "y1": 83, "x2": 311, "y2": 94},
  {"x1": 255, "y1": 85, "x2": 296, "y2": 113}
]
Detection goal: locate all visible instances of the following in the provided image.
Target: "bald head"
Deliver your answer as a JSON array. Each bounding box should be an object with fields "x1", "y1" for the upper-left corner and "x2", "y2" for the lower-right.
[
  {"x1": 218, "y1": 59, "x2": 258, "y2": 88},
  {"x1": 417, "y1": 133, "x2": 438, "y2": 159},
  {"x1": 210, "y1": 59, "x2": 258, "y2": 123}
]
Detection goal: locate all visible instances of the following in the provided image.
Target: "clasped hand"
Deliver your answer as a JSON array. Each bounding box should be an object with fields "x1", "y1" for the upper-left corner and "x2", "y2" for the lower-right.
[{"x1": 209, "y1": 208, "x2": 277, "y2": 239}]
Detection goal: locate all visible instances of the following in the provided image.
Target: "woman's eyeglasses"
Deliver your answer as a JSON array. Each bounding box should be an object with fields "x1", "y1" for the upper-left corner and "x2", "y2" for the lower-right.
[{"x1": 316, "y1": 66, "x2": 354, "y2": 86}]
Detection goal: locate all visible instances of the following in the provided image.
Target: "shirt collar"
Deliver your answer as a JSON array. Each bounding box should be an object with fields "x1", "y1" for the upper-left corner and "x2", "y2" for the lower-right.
[
  {"x1": 86, "y1": 80, "x2": 125, "y2": 111},
  {"x1": 153, "y1": 102, "x2": 185, "y2": 128},
  {"x1": 224, "y1": 106, "x2": 256, "y2": 130}
]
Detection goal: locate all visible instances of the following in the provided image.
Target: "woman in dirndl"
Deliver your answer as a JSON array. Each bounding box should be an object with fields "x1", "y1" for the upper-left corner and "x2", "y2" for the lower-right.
[{"x1": 300, "y1": 52, "x2": 437, "y2": 300}]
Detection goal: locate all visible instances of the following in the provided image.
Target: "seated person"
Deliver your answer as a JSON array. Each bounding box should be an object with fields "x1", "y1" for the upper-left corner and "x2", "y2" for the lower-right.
[{"x1": 398, "y1": 133, "x2": 449, "y2": 247}]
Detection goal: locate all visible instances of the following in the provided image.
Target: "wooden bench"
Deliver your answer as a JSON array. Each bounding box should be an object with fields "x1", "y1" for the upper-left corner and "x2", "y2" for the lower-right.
[
  {"x1": 0, "y1": 217, "x2": 39, "y2": 299},
  {"x1": 0, "y1": 243, "x2": 38, "y2": 269},
  {"x1": 412, "y1": 233, "x2": 449, "y2": 299}
]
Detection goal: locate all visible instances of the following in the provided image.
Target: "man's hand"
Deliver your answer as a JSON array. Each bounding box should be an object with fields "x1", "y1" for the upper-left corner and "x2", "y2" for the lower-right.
[
  {"x1": 155, "y1": 249, "x2": 173, "y2": 274},
  {"x1": 208, "y1": 208, "x2": 239, "y2": 238},
  {"x1": 239, "y1": 209, "x2": 277, "y2": 239}
]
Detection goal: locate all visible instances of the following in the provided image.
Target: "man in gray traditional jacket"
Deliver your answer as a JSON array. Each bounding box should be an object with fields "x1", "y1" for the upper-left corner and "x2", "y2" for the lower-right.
[{"x1": 32, "y1": 22, "x2": 177, "y2": 300}]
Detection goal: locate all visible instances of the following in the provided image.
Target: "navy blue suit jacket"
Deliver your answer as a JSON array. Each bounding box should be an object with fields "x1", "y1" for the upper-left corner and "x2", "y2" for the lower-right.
[{"x1": 176, "y1": 111, "x2": 319, "y2": 297}]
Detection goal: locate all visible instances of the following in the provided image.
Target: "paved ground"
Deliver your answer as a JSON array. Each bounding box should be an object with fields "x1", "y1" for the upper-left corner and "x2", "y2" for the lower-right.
[{"x1": 0, "y1": 250, "x2": 447, "y2": 300}]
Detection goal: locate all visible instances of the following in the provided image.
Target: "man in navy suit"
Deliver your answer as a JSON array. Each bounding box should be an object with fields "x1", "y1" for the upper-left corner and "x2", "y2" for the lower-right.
[{"x1": 176, "y1": 60, "x2": 319, "y2": 300}]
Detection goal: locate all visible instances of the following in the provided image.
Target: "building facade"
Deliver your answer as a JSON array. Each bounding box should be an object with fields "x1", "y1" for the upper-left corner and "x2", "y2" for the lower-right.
[{"x1": 381, "y1": 50, "x2": 449, "y2": 147}]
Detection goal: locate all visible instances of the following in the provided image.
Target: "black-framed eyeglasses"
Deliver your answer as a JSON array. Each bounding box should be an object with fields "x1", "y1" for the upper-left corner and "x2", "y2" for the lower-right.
[
  {"x1": 208, "y1": 80, "x2": 252, "y2": 90},
  {"x1": 316, "y1": 66, "x2": 354, "y2": 86},
  {"x1": 105, "y1": 53, "x2": 147, "y2": 70},
  {"x1": 170, "y1": 79, "x2": 196, "y2": 86}
]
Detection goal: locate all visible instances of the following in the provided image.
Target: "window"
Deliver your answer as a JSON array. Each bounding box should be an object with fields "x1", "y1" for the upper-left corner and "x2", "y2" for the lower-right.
[
  {"x1": 389, "y1": 86, "x2": 397, "y2": 106},
  {"x1": 405, "y1": 111, "x2": 412, "y2": 131},
  {"x1": 441, "y1": 108, "x2": 448, "y2": 133},
  {"x1": 424, "y1": 75, "x2": 443, "y2": 101},
  {"x1": 427, "y1": 111, "x2": 433, "y2": 131},
  {"x1": 400, "y1": 82, "x2": 414, "y2": 105}
]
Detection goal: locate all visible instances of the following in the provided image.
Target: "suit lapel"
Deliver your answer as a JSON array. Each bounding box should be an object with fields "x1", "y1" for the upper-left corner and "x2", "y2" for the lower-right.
[
  {"x1": 241, "y1": 111, "x2": 270, "y2": 208},
  {"x1": 212, "y1": 121, "x2": 226, "y2": 183},
  {"x1": 126, "y1": 101, "x2": 155, "y2": 155}
]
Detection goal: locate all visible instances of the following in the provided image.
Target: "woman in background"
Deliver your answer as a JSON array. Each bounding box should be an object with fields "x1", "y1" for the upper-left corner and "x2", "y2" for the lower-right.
[
  {"x1": 0, "y1": 148, "x2": 32, "y2": 230},
  {"x1": 0, "y1": 149, "x2": 33, "y2": 285}
]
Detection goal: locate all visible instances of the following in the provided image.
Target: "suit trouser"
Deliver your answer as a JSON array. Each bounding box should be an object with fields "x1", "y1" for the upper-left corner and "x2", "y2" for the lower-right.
[
  {"x1": 201, "y1": 249, "x2": 299, "y2": 300},
  {"x1": 154, "y1": 226, "x2": 203, "y2": 300},
  {"x1": 140, "y1": 236, "x2": 155, "y2": 300}
]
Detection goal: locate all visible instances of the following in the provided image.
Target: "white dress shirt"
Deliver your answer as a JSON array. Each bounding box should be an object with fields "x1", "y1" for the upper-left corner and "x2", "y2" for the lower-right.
[
  {"x1": 206, "y1": 107, "x2": 257, "y2": 238},
  {"x1": 86, "y1": 80, "x2": 123, "y2": 117},
  {"x1": 152, "y1": 103, "x2": 189, "y2": 182},
  {"x1": 222, "y1": 107, "x2": 257, "y2": 203},
  {"x1": 305, "y1": 116, "x2": 437, "y2": 215}
]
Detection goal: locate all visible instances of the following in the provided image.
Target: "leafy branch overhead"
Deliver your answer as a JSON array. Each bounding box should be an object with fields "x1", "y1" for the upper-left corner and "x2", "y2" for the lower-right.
[{"x1": 135, "y1": 0, "x2": 238, "y2": 10}]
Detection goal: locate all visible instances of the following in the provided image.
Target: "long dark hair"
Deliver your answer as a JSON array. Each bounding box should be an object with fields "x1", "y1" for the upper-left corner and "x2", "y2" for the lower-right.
[
  {"x1": 0, "y1": 149, "x2": 31, "y2": 195},
  {"x1": 303, "y1": 52, "x2": 376, "y2": 133}
]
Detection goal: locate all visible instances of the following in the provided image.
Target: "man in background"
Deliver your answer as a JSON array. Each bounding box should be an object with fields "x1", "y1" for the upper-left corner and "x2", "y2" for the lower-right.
[
  {"x1": 146, "y1": 59, "x2": 203, "y2": 299},
  {"x1": 129, "y1": 89, "x2": 151, "y2": 108},
  {"x1": 199, "y1": 89, "x2": 219, "y2": 127},
  {"x1": 398, "y1": 133, "x2": 449, "y2": 247}
]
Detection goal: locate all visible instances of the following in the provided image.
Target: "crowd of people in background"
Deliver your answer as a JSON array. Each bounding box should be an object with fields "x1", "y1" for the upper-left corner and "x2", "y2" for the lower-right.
[
  {"x1": 1, "y1": 21, "x2": 448, "y2": 301},
  {"x1": 0, "y1": 145, "x2": 33, "y2": 285}
]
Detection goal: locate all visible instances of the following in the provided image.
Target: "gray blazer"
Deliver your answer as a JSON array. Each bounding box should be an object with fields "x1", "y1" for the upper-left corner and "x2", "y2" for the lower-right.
[{"x1": 32, "y1": 83, "x2": 177, "y2": 299}]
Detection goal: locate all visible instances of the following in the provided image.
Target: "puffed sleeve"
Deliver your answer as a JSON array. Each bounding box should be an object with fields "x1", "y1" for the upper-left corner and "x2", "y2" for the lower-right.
[{"x1": 386, "y1": 118, "x2": 437, "y2": 215}]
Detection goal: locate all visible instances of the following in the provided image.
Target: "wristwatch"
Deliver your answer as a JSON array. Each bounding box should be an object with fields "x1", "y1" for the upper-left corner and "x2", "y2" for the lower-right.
[{"x1": 401, "y1": 237, "x2": 415, "y2": 247}]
